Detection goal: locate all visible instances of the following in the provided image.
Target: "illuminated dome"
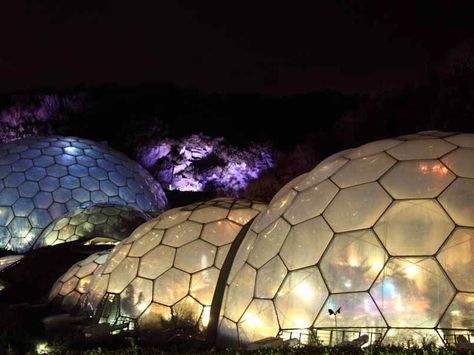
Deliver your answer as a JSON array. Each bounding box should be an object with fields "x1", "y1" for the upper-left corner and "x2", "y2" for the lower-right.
[
  {"x1": 218, "y1": 131, "x2": 474, "y2": 347},
  {"x1": 0, "y1": 136, "x2": 167, "y2": 252},
  {"x1": 86, "y1": 198, "x2": 265, "y2": 340},
  {"x1": 49, "y1": 251, "x2": 110, "y2": 311},
  {"x1": 33, "y1": 204, "x2": 149, "y2": 249}
]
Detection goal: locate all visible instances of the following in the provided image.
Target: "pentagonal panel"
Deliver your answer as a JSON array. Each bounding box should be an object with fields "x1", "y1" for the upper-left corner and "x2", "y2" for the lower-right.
[
  {"x1": 437, "y1": 228, "x2": 474, "y2": 292},
  {"x1": 174, "y1": 240, "x2": 216, "y2": 273},
  {"x1": 238, "y1": 299, "x2": 279, "y2": 344},
  {"x1": 439, "y1": 178, "x2": 474, "y2": 227},
  {"x1": 274, "y1": 267, "x2": 328, "y2": 329},
  {"x1": 190, "y1": 267, "x2": 220, "y2": 305},
  {"x1": 280, "y1": 217, "x2": 333, "y2": 270},
  {"x1": 332, "y1": 153, "x2": 396, "y2": 188},
  {"x1": 247, "y1": 218, "x2": 290, "y2": 269},
  {"x1": 201, "y1": 220, "x2": 241, "y2": 246},
  {"x1": 255, "y1": 256, "x2": 287, "y2": 299},
  {"x1": 380, "y1": 160, "x2": 455, "y2": 198},
  {"x1": 138, "y1": 245, "x2": 175, "y2": 280},
  {"x1": 120, "y1": 277, "x2": 153, "y2": 319},
  {"x1": 324, "y1": 182, "x2": 391, "y2": 233},
  {"x1": 442, "y1": 149, "x2": 474, "y2": 178},
  {"x1": 320, "y1": 229, "x2": 387, "y2": 292},
  {"x1": 314, "y1": 293, "x2": 386, "y2": 327},
  {"x1": 344, "y1": 139, "x2": 402, "y2": 159},
  {"x1": 370, "y1": 257, "x2": 455, "y2": 327},
  {"x1": 189, "y1": 206, "x2": 228, "y2": 223},
  {"x1": 153, "y1": 268, "x2": 190, "y2": 306},
  {"x1": 224, "y1": 264, "x2": 256, "y2": 322},
  {"x1": 387, "y1": 139, "x2": 456, "y2": 160},
  {"x1": 283, "y1": 180, "x2": 338, "y2": 225},
  {"x1": 438, "y1": 292, "x2": 474, "y2": 329},
  {"x1": 108, "y1": 257, "x2": 139, "y2": 294},
  {"x1": 374, "y1": 200, "x2": 454, "y2": 256}
]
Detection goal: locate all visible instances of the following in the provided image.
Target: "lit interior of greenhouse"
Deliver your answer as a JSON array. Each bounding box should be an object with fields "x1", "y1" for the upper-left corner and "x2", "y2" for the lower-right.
[{"x1": 1, "y1": 131, "x2": 473, "y2": 351}]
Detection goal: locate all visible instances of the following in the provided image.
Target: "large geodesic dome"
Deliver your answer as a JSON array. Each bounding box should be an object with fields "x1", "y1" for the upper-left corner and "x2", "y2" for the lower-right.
[
  {"x1": 86, "y1": 198, "x2": 266, "y2": 340},
  {"x1": 49, "y1": 251, "x2": 110, "y2": 311},
  {"x1": 217, "y1": 131, "x2": 474, "y2": 347},
  {"x1": 0, "y1": 136, "x2": 167, "y2": 252},
  {"x1": 33, "y1": 204, "x2": 149, "y2": 249}
]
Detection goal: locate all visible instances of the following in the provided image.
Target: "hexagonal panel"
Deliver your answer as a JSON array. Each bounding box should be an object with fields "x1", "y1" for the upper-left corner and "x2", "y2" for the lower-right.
[
  {"x1": 438, "y1": 292, "x2": 474, "y2": 329},
  {"x1": 224, "y1": 264, "x2": 256, "y2": 322},
  {"x1": 247, "y1": 218, "x2": 290, "y2": 269},
  {"x1": 370, "y1": 257, "x2": 455, "y2": 327},
  {"x1": 252, "y1": 186, "x2": 297, "y2": 233},
  {"x1": 155, "y1": 210, "x2": 191, "y2": 229},
  {"x1": 162, "y1": 221, "x2": 202, "y2": 247},
  {"x1": 129, "y1": 229, "x2": 164, "y2": 257},
  {"x1": 332, "y1": 153, "x2": 396, "y2": 188},
  {"x1": 255, "y1": 256, "x2": 287, "y2": 299},
  {"x1": 238, "y1": 299, "x2": 279, "y2": 344},
  {"x1": 138, "y1": 303, "x2": 173, "y2": 338},
  {"x1": 153, "y1": 268, "x2": 190, "y2": 306},
  {"x1": 445, "y1": 133, "x2": 474, "y2": 148},
  {"x1": 228, "y1": 208, "x2": 259, "y2": 226},
  {"x1": 314, "y1": 293, "x2": 386, "y2": 327},
  {"x1": 442, "y1": 148, "x2": 474, "y2": 178},
  {"x1": 283, "y1": 180, "x2": 339, "y2": 225},
  {"x1": 274, "y1": 267, "x2": 328, "y2": 329},
  {"x1": 437, "y1": 228, "x2": 474, "y2": 292},
  {"x1": 320, "y1": 229, "x2": 387, "y2": 292},
  {"x1": 190, "y1": 267, "x2": 220, "y2": 305},
  {"x1": 108, "y1": 257, "x2": 139, "y2": 294},
  {"x1": 324, "y1": 182, "x2": 392, "y2": 233},
  {"x1": 380, "y1": 160, "x2": 455, "y2": 198},
  {"x1": 138, "y1": 245, "x2": 175, "y2": 280},
  {"x1": 387, "y1": 139, "x2": 456, "y2": 160},
  {"x1": 174, "y1": 240, "x2": 216, "y2": 273},
  {"x1": 438, "y1": 178, "x2": 474, "y2": 227},
  {"x1": 280, "y1": 217, "x2": 333, "y2": 270},
  {"x1": 189, "y1": 206, "x2": 228, "y2": 223},
  {"x1": 120, "y1": 277, "x2": 152, "y2": 319},
  {"x1": 374, "y1": 200, "x2": 454, "y2": 255},
  {"x1": 201, "y1": 220, "x2": 241, "y2": 246},
  {"x1": 294, "y1": 158, "x2": 348, "y2": 192},
  {"x1": 173, "y1": 296, "x2": 202, "y2": 327}
]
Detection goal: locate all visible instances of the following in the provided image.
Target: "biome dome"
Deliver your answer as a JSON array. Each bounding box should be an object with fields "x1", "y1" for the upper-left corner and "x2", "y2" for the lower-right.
[
  {"x1": 34, "y1": 204, "x2": 149, "y2": 249},
  {"x1": 217, "y1": 131, "x2": 474, "y2": 347},
  {"x1": 49, "y1": 251, "x2": 110, "y2": 311},
  {"x1": 0, "y1": 136, "x2": 167, "y2": 252},
  {"x1": 86, "y1": 198, "x2": 266, "y2": 340}
]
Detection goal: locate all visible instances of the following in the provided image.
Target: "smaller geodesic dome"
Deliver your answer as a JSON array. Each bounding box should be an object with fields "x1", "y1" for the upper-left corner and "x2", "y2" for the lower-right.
[
  {"x1": 86, "y1": 198, "x2": 266, "y2": 341},
  {"x1": 49, "y1": 251, "x2": 110, "y2": 311},
  {"x1": 33, "y1": 204, "x2": 150, "y2": 249},
  {"x1": 0, "y1": 135, "x2": 167, "y2": 253}
]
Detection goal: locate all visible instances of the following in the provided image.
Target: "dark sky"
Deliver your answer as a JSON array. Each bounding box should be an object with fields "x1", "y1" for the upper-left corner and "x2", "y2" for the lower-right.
[{"x1": 1, "y1": 1, "x2": 473, "y2": 95}]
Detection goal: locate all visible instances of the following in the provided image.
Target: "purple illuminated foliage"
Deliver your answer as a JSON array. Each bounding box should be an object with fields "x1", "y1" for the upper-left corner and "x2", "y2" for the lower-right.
[{"x1": 137, "y1": 134, "x2": 273, "y2": 194}]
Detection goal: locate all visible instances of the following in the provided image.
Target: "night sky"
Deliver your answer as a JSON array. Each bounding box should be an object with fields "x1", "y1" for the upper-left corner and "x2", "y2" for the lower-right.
[{"x1": 1, "y1": 1, "x2": 473, "y2": 95}]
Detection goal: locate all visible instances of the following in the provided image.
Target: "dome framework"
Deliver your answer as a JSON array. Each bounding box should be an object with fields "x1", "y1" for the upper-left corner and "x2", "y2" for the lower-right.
[
  {"x1": 0, "y1": 136, "x2": 167, "y2": 252},
  {"x1": 218, "y1": 131, "x2": 474, "y2": 347}
]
